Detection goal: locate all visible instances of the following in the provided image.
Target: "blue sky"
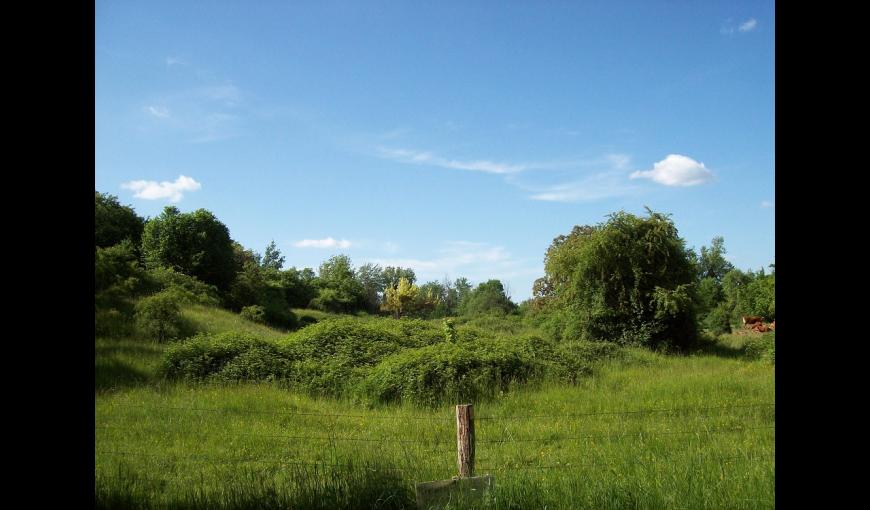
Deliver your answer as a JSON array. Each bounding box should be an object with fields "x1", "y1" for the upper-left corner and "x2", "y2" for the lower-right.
[{"x1": 95, "y1": 1, "x2": 774, "y2": 300}]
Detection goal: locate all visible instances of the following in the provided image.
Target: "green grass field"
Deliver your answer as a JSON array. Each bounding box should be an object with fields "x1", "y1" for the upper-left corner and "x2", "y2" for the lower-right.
[{"x1": 95, "y1": 307, "x2": 774, "y2": 509}]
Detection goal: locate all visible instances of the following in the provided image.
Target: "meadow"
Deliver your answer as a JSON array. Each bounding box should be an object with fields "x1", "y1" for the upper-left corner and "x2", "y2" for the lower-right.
[{"x1": 95, "y1": 305, "x2": 774, "y2": 509}]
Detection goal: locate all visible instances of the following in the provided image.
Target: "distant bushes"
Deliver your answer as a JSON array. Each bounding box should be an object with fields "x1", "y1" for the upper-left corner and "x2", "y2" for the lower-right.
[
  {"x1": 703, "y1": 304, "x2": 732, "y2": 336},
  {"x1": 162, "y1": 317, "x2": 624, "y2": 406},
  {"x1": 744, "y1": 333, "x2": 775, "y2": 365},
  {"x1": 145, "y1": 267, "x2": 221, "y2": 306},
  {"x1": 135, "y1": 290, "x2": 184, "y2": 342},
  {"x1": 240, "y1": 305, "x2": 267, "y2": 324}
]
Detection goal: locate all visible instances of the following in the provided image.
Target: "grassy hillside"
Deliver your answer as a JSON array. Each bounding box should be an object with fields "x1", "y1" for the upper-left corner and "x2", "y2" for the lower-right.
[
  {"x1": 96, "y1": 304, "x2": 289, "y2": 393},
  {"x1": 95, "y1": 304, "x2": 774, "y2": 509}
]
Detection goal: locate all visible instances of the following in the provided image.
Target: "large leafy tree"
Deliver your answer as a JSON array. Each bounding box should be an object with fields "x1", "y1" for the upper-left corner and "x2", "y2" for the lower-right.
[
  {"x1": 312, "y1": 255, "x2": 366, "y2": 313},
  {"x1": 355, "y1": 263, "x2": 386, "y2": 313},
  {"x1": 543, "y1": 209, "x2": 698, "y2": 349},
  {"x1": 383, "y1": 266, "x2": 416, "y2": 290},
  {"x1": 95, "y1": 191, "x2": 145, "y2": 249},
  {"x1": 278, "y1": 267, "x2": 319, "y2": 308},
  {"x1": 141, "y1": 206, "x2": 236, "y2": 291},
  {"x1": 460, "y1": 280, "x2": 516, "y2": 316}
]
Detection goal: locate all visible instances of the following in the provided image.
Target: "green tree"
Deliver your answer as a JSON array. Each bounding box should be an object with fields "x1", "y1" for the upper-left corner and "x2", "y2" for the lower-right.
[
  {"x1": 95, "y1": 191, "x2": 145, "y2": 249},
  {"x1": 698, "y1": 237, "x2": 734, "y2": 282},
  {"x1": 261, "y1": 240, "x2": 285, "y2": 271},
  {"x1": 141, "y1": 206, "x2": 236, "y2": 291},
  {"x1": 134, "y1": 290, "x2": 183, "y2": 342},
  {"x1": 355, "y1": 263, "x2": 386, "y2": 313},
  {"x1": 414, "y1": 281, "x2": 442, "y2": 317},
  {"x1": 542, "y1": 209, "x2": 698, "y2": 349},
  {"x1": 278, "y1": 267, "x2": 319, "y2": 308},
  {"x1": 95, "y1": 239, "x2": 143, "y2": 295},
  {"x1": 695, "y1": 277, "x2": 724, "y2": 319},
  {"x1": 460, "y1": 280, "x2": 517, "y2": 316},
  {"x1": 311, "y1": 255, "x2": 366, "y2": 313},
  {"x1": 383, "y1": 266, "x2": 416, "y2": 290},
  {"x1": 453, "y1": 277, "x2": 473, "y2": 310}
]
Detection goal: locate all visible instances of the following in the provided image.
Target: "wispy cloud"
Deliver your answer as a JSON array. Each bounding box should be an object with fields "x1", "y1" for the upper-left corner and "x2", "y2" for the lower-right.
[
  {"x1": 121, "y1": 175, "x2": 202, "y2": 202},
  {"x1": 142, "y1": 84, "x2": 244, "y2": 143},
  {"x1": 145, "y1": 106, "x2": 170, "y2": 118},
  {"x1": 761, "y1": 200, "x2": 774, "y2": 208},
  {"x1": 529, "y1": 171, "x2": 642, "y2": 202},
  {"x1": 378, "y1": 145, "x2": 642, "y2": 203},
  {"x1": 510, "y1": 153, "x2": 639, "y2": 203},
  {"x1": 739, "y1": 18, "x2": 758, "y2": 32},
  {"x1": 377, "y1": 147, "x2": 529, "y2": 174},
  {"x1": 293, "y1": 238, "x2": 353, "y2": 249},
  {"x1": 366, "y1": 241, "x2": 540, "y2": 288},
  {"x1": 721, "y1": 18, "x2": 758, "y2": 35},
  {"x1": 140, "y1": 58, "x2": 249, "y2": 143},
  {"x1": 630, "y1": 154, "x2": 714, "y2": 187}
]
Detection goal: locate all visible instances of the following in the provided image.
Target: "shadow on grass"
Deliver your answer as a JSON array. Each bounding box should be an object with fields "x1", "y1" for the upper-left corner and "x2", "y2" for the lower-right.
[
  {"x1": 693, "y1": 339, "x2": 747, "y2": 360},
  {"x1": 95, "y1": 461, "x2": 414, "y2": 510},
  {"x1": 95, "y1": 358, "x2": 152, "y2": 392}
]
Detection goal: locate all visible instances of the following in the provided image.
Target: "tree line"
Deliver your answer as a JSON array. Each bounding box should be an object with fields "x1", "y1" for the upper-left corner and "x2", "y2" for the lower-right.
[
  {"x1": 95, "y1": 192, "x2": 515, "y2": 333},
  {"x1": 96, "y1": 192, "x2": 774, "y2": 349}
]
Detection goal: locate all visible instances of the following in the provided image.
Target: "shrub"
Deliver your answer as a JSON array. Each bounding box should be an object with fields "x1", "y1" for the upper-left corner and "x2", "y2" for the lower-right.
[
  {"x1": 240, "y1": 305, "x2": 267, "y2": 324},
  {"x1": 744, "y1": 333, "x2": 775, "y2": 365},
  {"x1": 359, "y1": 339, "x2": 546, "y2": 406},
  {"x1": 135, "y1": 291, "x2": 183, "y2": 342},
  {"x1": 144, "y1": 267, "x2": 220, "y2": 306},
  {"x1": 443, "y1": 318, "x2": 457, "y2": 343},
  {"x1": 261, "y1": 286, "x2": 297, "y2": 330},
  {"x1": 703, "y1": 303, "x2": 732, "y2": 336},
  {"x1": 284, "y1": 317, "x2": 442, "y2": 368},
  {"x1": 160, "y1": 317, "x2": 626, "y2": 405},
  {"x1": 163, "y1": 332, "x2": 275, "y2": 381}
]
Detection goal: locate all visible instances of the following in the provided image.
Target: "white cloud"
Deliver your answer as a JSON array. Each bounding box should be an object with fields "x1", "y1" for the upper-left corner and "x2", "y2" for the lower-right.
[
  {"x1": 739, "y1": 18, "x2": 758, "y2": 32},
  {"x1": 121, "y1": 175, "x2": 201, "y2": 202},
  {"x1": 377, "y1": 147, "x2": 528, "y2": 174},
  {"x1": 293, "y1": 237, "x2": 353, "y2": 249},
  {"x1": 145, "y1": 106, "x2": 170, "y2": 118},
  {"x1": 630, "y1": 154, "x2": 714, "y2": 187},
  {"x1": 761, "y1": 200, "x2": 774, "y2": 208},
  {"x1": 165, "y1": 56, "x2": 187, "y2": 67}
]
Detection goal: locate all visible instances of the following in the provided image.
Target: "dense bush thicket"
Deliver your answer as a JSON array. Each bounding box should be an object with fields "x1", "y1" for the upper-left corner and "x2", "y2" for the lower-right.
[
  {"x1": 535, "y1": 209, "x2": 699, "y2": 349},
  {"x1": 163, "y1": 317, "x2": 623, "y2": 406}
]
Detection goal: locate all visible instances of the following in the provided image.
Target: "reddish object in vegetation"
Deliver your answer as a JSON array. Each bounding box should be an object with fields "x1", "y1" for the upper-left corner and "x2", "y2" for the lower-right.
[{"x1": 742, "y1": 316, "x2": 763, "y2": 326}]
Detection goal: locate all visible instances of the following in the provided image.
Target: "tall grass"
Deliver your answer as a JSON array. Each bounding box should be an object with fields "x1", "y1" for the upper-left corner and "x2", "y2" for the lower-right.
[{"x1": 96, "y1": 346, "x2": 774, "y2": 509}]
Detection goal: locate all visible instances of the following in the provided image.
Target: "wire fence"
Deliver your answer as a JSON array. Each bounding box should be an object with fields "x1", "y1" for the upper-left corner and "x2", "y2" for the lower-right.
[{"x1": 96, "y1": 401, "x2": 774, "y2": 479}]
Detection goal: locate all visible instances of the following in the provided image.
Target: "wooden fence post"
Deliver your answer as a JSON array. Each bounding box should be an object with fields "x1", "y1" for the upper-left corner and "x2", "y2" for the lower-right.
[
  {"x1": 415, "y1": 403, "x2": 491, "y2": 509},
  {"x1": 456, "y1": 404, "x2": 475, "y2": 478}
]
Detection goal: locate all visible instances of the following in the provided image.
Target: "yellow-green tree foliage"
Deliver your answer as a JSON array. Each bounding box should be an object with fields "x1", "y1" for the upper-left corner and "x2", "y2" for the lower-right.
[{"x1": 381, "y1": 277, "x2": 419, "y2": 318}]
